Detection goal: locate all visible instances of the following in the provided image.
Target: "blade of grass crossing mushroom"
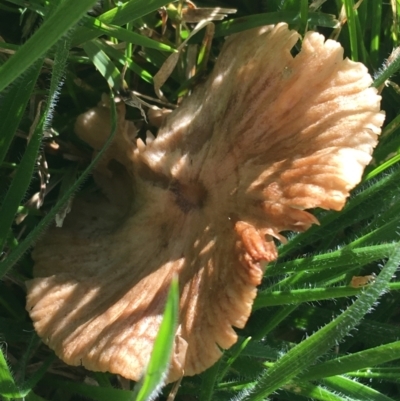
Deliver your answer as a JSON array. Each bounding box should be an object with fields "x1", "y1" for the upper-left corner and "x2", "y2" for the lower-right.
[
  {"x1": 233, "y1": 242, "x2": 400, "y2": 400},
  {"x1": 130, "y1": 276, "x2": 179, "y2": 401},
  {"x1": 0, "y1": 94, "x2": 118, "y2": 278},
  {"x1": 0, "y1": 0, "x2": 98, "y2": 92}
]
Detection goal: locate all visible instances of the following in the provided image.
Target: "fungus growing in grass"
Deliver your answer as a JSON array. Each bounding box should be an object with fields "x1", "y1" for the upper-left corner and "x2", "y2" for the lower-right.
[{"x1": 26, "y1": 23, "x2": 384, "y2": 382}]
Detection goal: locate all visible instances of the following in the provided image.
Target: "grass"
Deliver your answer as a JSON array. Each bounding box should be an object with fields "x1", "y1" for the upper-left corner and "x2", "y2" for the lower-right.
[{"x1": 1, "y1": 0, "x2": 400, "y2": 400}]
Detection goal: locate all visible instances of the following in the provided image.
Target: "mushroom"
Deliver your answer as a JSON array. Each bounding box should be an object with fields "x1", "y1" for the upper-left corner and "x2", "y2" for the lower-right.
[{"x1": 26, "y1": 23, "x2": 384, "y2": 382}]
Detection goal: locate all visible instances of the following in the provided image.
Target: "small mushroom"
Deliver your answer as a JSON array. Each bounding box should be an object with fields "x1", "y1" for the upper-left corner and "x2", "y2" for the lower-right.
[{"x1": 26, "y1": 24, "x2": 384, "y2": 382}]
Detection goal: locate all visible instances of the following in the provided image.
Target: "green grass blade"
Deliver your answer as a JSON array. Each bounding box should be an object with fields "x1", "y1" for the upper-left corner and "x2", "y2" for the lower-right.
[
  {"x1": 343, "y1": 0, "x2": 359, "y2": 61},
  {"x1": 0, "y1": 347, "x2": 20, "y2": 398},
  {"x1": 349, "y1": 367, "x2": 400, "y2": 381},
  {"x1": 0, "y1": 0, "x2": 98, "y2": 92},
  {"x1": 0, "y1": 108, "x2": 46, "y2": 253},
  {"x1": 217, "y1": 337, "x2": 252, "y2": 383},
  {"x1": 71, "y1": 0, "x2": 172, "y2": 46},
  {"x1": 256, "y1": 286, "x2": 370, "y2": 309},
  {"x1": 252, "y1": 305, "x2": 299, "y2": 341},
  {"x1": 19, "y1": 354, "x2": 56, "y2": 397},
  {"x1": 131, "y1": 276, "x2": 179, "y2": 401},
  {"x1": 266, "y1": 243, "x2": 396, "y2": 277},
  {"x1": 83, "y1": 41, "x2": 122, "y2": 90},
  {"x1": 323, "y1": 375, "x2": 395, "y2": 401},
  {"x1": 45, "y1": 34, "x2": 72, "y2": 121},
  {"x1": 359, "y1": 320, "x2": 400, "y2": 347},
  {"x1": 13, "y1": 333, "x2": 41, "y2": 384},
  {"x1": 95, "y1": 40, "x2": 154, "y2": 84},
  {"x1": 283, "y1": 381, "x2": 350, "y2": 401},
  {"x1": 235, "y1": 242, "x2": 400, "y2": 400},
  {"x1": 299, "y1": 340, "x2": 400, "y2": 381},
  {"x1": 373, "y1": 47, "x2": 400, "y2": 88},
  {"x1": 0, "y1": 94, "x2": 118, "y2": 278},
  {"x1": 82, "y1": 17, "x2": 176, "y2": 52},
  {"x1": 369, "y1": 0, "x2": 382, "y2": 67},
  {"x1": 0, "y1": 31, "x2": 71, "y2": 254},
  {"x1": 263, "y1": 242, "x2": 399, "y2": 292},
  {"x1": 2, "y1": 0, "x2": 46, "y2": 14},
  {"x1": 0, "y1": 59, "x2": 42, "y2": 167},
  {"x1": 199, "y1": 359, "x2": 223, "y2": 401},
  {"x1": 299, "y1": 0, "x2": 308, "y2": 33},
  {"x1": 366, "y1": 154, "x2": 400, "y2": 180},
  {"x1": 349, "y1": 218, "x2": 400, "y2": 248}
]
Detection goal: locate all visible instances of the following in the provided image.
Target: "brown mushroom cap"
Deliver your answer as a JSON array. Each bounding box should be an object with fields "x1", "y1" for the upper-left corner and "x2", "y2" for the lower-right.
[{"x1": 26, "y1": 23, "x2": 384, "y2": 382}]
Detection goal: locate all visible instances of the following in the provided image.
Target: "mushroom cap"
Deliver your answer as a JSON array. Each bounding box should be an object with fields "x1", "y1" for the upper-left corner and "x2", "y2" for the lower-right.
[{"x1": 26, "y1": 23, "x2": 384, "y2": 382}]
